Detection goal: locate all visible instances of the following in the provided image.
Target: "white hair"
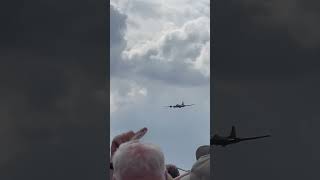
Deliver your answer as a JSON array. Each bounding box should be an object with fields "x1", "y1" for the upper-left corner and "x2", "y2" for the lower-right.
[{"x1": 112, "y1": 140, "x2": 166, "y2": 180}]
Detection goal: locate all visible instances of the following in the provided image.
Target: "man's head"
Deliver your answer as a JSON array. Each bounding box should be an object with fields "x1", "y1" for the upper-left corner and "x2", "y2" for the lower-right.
[{"x1": 112, "y1": 140, "x2": 167, "y2": 180}]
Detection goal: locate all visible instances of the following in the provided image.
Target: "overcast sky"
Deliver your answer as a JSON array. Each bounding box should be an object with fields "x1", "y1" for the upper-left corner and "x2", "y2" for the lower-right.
[
  {"x1": 0, "y1": 1, "x2": 106, "y2": 179},
  {"x1": 110, "y1": 0, "x2": 210, "y2": 170},
  {"x1": 213, "y1": 0, "x2": 320, "y2": 179}
]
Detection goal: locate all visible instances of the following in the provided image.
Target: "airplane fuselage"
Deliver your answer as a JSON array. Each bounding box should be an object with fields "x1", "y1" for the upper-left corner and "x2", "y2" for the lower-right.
[
  {"x1": 211, "y1": 126, "x2": 270, "y2": 147},
  {"x1": 170, "y1": 104, "x2": 189, "y2": 108},
  {"x1": 166, "y1": 101, "x2": 194, "y2": 108},
  {"x1": 211, "y1": 136, "x2": 241, "y2": 147},
  {"x1": 211, "y1": 134, "x2": 270, "y2": 147}
]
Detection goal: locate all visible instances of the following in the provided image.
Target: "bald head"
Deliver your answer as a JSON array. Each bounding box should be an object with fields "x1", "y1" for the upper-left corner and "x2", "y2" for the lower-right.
[{"x1": 112, "y1": 141, "x2": 166, "y2": 180}]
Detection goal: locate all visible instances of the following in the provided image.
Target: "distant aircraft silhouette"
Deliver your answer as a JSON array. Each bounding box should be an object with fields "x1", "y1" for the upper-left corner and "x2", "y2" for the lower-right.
[
  {"x1": 164, "y1": 101, "x2": 195, "y2": 108},
  {"x1": 211, "y1": 126, "x2": 270, "y2": 147}
]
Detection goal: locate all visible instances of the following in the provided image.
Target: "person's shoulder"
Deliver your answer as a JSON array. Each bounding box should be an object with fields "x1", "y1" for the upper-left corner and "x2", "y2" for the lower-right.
[
  {"x1": 189, "y1": 154, "x2": 210, "y2": 180},
  {"x1": 174, "y1": 172, "x2": 190, "y2": 180},
  {"x1": 167, "y1": 173, "x2": 175, "y2": 180}
]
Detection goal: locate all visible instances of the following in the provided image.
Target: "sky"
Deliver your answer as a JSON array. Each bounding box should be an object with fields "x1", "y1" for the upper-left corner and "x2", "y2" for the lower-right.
[
  {"x1": 110, "y1": 0, "x2": 210, "y2": 170},
  {"x1": 0, "y1": 1, "x2": 107, "y2": 179},
  {"x1": 213, "y1": 0, "x2": 320, "y2": 179},
  {"x1": 1, "y1": 0, "x2": 320, "y2": 179}
]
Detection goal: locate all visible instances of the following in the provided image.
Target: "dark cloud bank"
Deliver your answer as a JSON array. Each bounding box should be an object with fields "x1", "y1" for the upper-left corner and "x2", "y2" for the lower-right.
[
  {"x1": 0, "y1": 0, "x2": 107, "y2": 179},
  {"x1": 213, "y1": 0, "x2": 320, "y2": 180}
]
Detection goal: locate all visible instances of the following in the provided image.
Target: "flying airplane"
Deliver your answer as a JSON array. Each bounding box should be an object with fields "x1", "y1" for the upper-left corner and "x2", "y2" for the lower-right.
[
  {"x1": 164, "y1": 101, "x2": 195, "y2": 108},
  {"x1": 211, "y1": 126, "x2": 270, "y2": 147}
]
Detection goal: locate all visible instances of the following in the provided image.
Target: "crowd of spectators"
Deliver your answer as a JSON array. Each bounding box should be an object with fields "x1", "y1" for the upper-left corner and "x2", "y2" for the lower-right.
[{"x1": 109, "y1": 127, "x2": 210, "y2": 180}]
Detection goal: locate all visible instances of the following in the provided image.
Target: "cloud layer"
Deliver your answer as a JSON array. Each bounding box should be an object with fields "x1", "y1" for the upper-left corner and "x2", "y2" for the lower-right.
[
  {"x1": 110, "y1": 1, "x2": 210, "y2": 86},
  {"x1": 0, "y1": 1, "x2": 107, "y2": 179},
  {"x1": 213, "y1": 0, "x2": 320, "y2": 179},
  {"x1": 239, "y1": 0, "x2": 320, "y2": 47}
]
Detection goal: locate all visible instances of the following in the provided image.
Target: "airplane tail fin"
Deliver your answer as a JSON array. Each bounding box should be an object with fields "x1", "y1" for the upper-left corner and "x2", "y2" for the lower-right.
[
  {"x1": 182, "y1": 101, "x2": 184, "y2": 105},
  {"x1": 229, "y1": 126, "x2": 236, "y2": 138}
]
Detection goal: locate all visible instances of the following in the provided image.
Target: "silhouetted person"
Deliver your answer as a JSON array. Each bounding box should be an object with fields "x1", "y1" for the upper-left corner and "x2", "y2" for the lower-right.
[
  {"x1": 175, "y1": 145, "x2": 210, "y2": 180},
  {"x1": 166, "y1": 164, "x2": 180, "y2": 178}
]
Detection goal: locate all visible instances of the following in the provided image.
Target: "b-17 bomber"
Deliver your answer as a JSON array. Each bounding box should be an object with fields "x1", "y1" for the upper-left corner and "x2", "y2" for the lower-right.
[
  {"x1": 211, "y1": 126, "x2": 270, "y2": 147},
  {"x1": 164, "y1": 101, "x2": 195, "y2": 108}
]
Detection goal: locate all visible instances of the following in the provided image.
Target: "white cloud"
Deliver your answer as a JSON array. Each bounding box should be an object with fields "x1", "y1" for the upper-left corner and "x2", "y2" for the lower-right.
[
  {"x1": 193, "y1": 41, "x2": 210, "y2": 77},
  {"x1": 121, "y1": 17, "x2": 210, "y2": 86},
  {"x1": 110, "y1": 0, "x2": 210, "y2": 86},
  {"x1": 110, "y1": 79, "x2": 148, "y2": 114}
]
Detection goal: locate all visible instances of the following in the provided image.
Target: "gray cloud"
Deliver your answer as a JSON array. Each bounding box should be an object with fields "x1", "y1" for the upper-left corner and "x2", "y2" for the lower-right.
[
  {"x1": 213, "y1": 0, "x2": 320, "y2": 179},
  {"x1": 122, "y1": 17, "x2": 210, "y2": 86},
  {"x1": 238, "y1": 0, "x2": 320, "y2": 47},
  {"x1": 0, "y1": 1, "x2": 106, "y2": 179},
  {"x1": 125, "y1": 0, "x2": 163, "y2": 19},
  {"x1": 110, "y1": 6, "x2": 127, "y2": 46},
  {"x1": 110, "y1": 5, "x2": 131, "y2": 77},
  {"x1": 111, "y1": 1, "x2": 210, "y2": 86}
]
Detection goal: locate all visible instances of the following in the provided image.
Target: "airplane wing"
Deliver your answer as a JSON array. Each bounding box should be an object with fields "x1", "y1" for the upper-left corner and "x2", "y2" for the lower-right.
[
  {"x1": 240, "y1": 135, "x2": 271, "y2": 141},
  {"x1": 184, "y1": 104, "x2": 195, "y2": 106}
]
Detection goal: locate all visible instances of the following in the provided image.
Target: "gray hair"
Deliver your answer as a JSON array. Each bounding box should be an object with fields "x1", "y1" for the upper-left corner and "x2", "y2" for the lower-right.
[{"x1": 112, "y1": 140, "x2": 166, "y2": 179}]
